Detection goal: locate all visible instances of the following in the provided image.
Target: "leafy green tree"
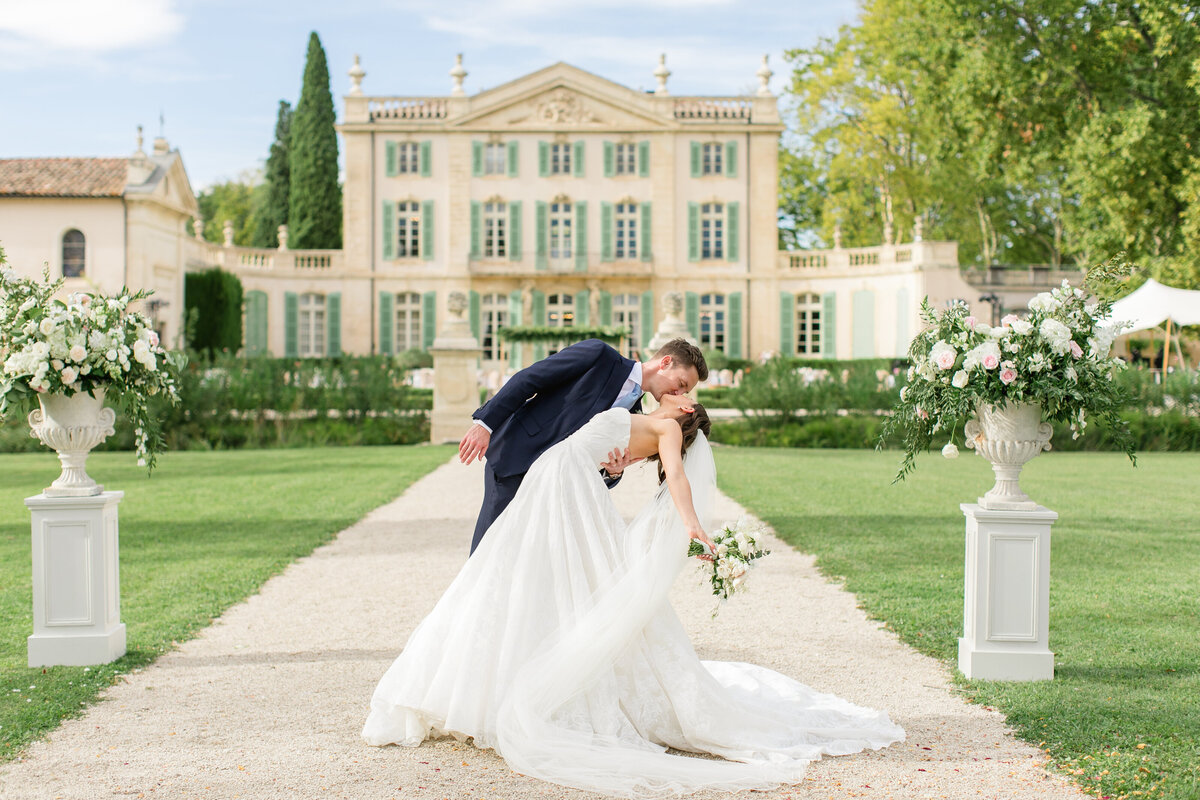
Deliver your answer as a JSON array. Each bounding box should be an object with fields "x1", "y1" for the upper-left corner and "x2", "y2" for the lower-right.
[
  {"x1": 253, "y1": 100, "x2": 292, "y2": 248},
  {"x1": 195, "y1": 172, "x2": 265, "y2": 246},
  {"x1": 288, "y1": 32, "x2": 341, "y2": 250}
]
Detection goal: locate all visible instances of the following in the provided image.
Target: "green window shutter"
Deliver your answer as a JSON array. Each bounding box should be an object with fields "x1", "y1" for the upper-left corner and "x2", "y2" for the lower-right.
[
  {"x1": 573, "y1": 140, "x2": 585, "y2": 177},
  {"x1": 574, "y1": 201, "x2": 588, "y2": 272},
  {"x1": 726, "y1": 201, "x2": 740, "y2": 262},
  {"x1": 421, "y1": 200, "x2": 434, "y2": 261},
  {"x1": 507, "y1": 141, "x2": 519, "y2": 177},
  {"x1": 538, "y1": 142, "x2": 550, "y2": 177},
  {"x1": 326, "y1": 292, "x2": 341, "y2": 357},
  {"x1": 284, "y1": 292, "x2": 299, "y2": 358},
  {"x1": 508, "y1": 290, "x2": 523, "y2": 369},
  {"x1": 535, "y1": 201, "x2": 548, "y2": 270},
  {"x1": 245, "y1": 290, "x2": 265, "y2": 355},
  {"x1": 852, "y1": 289, "x2": 875, "y2": 358},
  {"x1": 379, "y1": 292, "x2": 394, "y2": 355},
  {"x1": 780, "y1": 292, "x2": 794, "y2": 355},
  {"x1": 575, "y1": 290, "x2": 590, "y2": 326},
  {"x1": 420, "y1": 140, "x2": 432, "y2": 177},
  {"x1": 598, "y1": 290, "x2": 612, "y2": 325},
  {"x1": 385, "y1": 141, "x2": 397, "y2": 177},
  {"x1": 470, "y1": 201, "x2": 481, "y2": 259},
  {"x1": 640, "y1": 202, "x2": 652, "y2": 262},
  {"x1": 603, "y1": 141, "x2": 615, "y2": 177},
  {"x1": 896, "y1": 288, "x2": 910, "y2": 356},
  {"x1": 422, "y1": 291, "x2": 437, "y2": 350},
  {"x1": 638, "y1": 140, "x2": 650, "y2": 177},
  {"x1": 685, "y1": 291, "x2": 700, "y2": 340},
  {"x1": 471, "y1": 141, "x2": 484, "y2": 177},
  {"x1": 725, "y1": 140, "x2": 738, "y2": 178},
  {"x1": 532, "y1": 290, "x2": 546, "y2": 325},
  {"x1": 381, "y1": 200, "x2": 395, "y2": 260},
  {"x1": 508, "y1": 200, "x2": 522, "y2": 260},
  {"x1": 821, "y1": 291, "x2": 837, "y2": 359},
  {"x1": 640, "y1": 291, "x2": 654, "y2": 353},
  {"x1": 469, "y1": 290, "x2": 481, "y2": 341},
  {"x1": 727, "y1": 292, "x2": 743, "y2": 358},
  {"x1": 690, "y1": 142, "x2": 701, "y2": 177},
  {"x1": 600, "y1": 202, "x2": 613, "y2": 261},
  {"x1": 687, "y1": 202, "x2": 699, "y2": 262},
  {"x1": 255, "y1": 291, "x2": 269, "y2": 356}
]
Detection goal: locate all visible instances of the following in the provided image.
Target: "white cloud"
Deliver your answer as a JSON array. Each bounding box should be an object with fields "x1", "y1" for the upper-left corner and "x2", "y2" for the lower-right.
[{"x1": 0, "y1": 0, "x2": 184, "y2": 53}]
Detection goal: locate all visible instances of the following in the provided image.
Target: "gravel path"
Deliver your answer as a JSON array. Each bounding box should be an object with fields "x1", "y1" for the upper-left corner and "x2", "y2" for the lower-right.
[{"x1": 1, "y1": 456, "x2": 1087, "y2": 800}]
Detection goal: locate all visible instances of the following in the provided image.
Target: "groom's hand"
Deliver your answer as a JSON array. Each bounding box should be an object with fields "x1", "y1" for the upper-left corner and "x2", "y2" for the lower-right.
[
  {"x1": 459, "y1": 425, "x2": 490, "y2": 465},
  {"x1": 601, "y1": 447, "x2": 641, "y2": 478}
]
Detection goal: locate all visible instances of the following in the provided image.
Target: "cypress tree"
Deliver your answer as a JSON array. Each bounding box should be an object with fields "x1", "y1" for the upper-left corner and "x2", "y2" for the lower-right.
[
  {"x1": 253, "y1": 100, "x2": 292, "y2": 248},
  {"x1": 288, "y1": 32, "x2": 341, "y2": 249}
]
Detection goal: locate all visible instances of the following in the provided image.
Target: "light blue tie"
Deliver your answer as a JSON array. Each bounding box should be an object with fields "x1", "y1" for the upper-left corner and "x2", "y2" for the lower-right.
[{"x1": 615, "y1": 382, "x2": 642, "y2": 410}]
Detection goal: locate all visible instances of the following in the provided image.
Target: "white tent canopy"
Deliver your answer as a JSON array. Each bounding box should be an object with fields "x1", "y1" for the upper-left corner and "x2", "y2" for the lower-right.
[{"x1": 1109, "y1": 278, "x2": 1200, "y2": 333}]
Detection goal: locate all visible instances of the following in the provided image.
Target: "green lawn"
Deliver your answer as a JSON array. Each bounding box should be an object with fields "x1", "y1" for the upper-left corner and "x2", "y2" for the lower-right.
[
  {"x1": 0, "y1": 445, "x2": 454, "y2": 761},
  {"x1": 715, "y1": 447, "x2": 1199, "y2": 800}
]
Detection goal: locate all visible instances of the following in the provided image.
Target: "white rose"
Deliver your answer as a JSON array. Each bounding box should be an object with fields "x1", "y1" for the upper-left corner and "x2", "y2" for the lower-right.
[
  {"x1": 952, "y1": 370, "x2": 968, "y2": 388},
  {"x1": 730, "y1": 561, "x2": 749, "y2": 578},
  {"x1": 38, "y1": 317, "x2": 56, "y2": 336},
  {"x1": 942, "y1": 443, "x2": 959, "y2": 459},
  {"x1": 716, "y1": 561, "x2": 735, "y2": 580},
  {"x1": 106, "y1": 349, "x2": 118, "y2": 361},
  {"x1": 69, "y1": 345, "x2": 87, "y2": 362},
  {"x1": 1028, "y1": 292, "x2": 1057, "y2": 313},
  {"x1": 1011, "y1": 319, "x2": 1033, "y2": 335},
  {"x1": 60, "y1": 366, "x2": 78, "y2": 384},
  {"x1": 899, "y1": 385, "x2": 909, "y2": 401},
  {"x1": 974, "y1": 323, "x2": 993, "y2": 336}
]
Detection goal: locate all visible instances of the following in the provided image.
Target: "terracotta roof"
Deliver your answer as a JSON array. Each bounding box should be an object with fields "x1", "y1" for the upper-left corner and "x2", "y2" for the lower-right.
[{"x1": 0, "y1": 158, "x2": 129, "y2": 197}]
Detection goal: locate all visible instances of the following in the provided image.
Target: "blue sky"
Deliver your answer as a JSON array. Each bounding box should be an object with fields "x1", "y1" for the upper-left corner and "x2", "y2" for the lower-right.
[{"x1": 0, "y1": 0, "x2": 858, "y2": 191}]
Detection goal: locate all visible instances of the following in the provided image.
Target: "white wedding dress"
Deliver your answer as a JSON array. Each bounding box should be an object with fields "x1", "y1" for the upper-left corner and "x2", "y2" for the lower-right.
[{"x1": 363, "y1": 408, "x2": 903, "y2": 797}]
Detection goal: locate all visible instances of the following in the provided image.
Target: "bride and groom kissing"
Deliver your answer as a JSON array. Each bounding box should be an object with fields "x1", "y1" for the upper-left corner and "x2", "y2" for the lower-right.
[{"x1": 362, "y1": 337, "x2": 904, "y2": 797}]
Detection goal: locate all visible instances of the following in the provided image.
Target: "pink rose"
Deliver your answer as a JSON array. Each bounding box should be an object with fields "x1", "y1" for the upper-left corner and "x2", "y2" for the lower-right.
[
  {"x1": 1001, "y1": 313, "x2": 1019, "y2": 326},
  {"x1": 1000, "y1": 367, "x2": 1017, "y2": 385},
  {"x1": 982, "y1": 353, "x2": 1000, "y2": 370},
  {"x1": 1069, "y1": 340, "x2": 1083, "y2": 359},
  {"x1": 916, "y1": 407, "x2": 929, "y2": 420},
  {"x1": 964, "y1": 316, "x2": 977, "y2": 330},
  {"x1": 149, "y1": 331, "x2": 160, "y2": 348},
  {"x1": 936, "y1": 350, "x2": 956, "y2": 370}
]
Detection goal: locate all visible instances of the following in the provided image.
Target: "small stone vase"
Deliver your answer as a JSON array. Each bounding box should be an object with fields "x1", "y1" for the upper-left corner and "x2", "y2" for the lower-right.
[
  {"x1": 27, "y1": 389, "x2": 116, "y2": 497},
  {"x1": 964, "y1": 401, "x2": 1053, "y2": 511}
]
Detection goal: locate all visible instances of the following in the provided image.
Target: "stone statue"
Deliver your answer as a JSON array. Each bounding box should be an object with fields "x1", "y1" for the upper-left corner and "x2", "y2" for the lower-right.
[{"x1": 447, "y1": 291, "x2": 468, "y2": 318}]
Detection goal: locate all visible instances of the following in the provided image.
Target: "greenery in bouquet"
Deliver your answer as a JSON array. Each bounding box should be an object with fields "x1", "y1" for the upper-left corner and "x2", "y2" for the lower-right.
[
  {"x1": 687, "y1": 518, "x2": 772, "y2": 617},
  {"x1": 881, "y1": 255, "x2": 1137, "y2": 481},
  {"x1": 0, "y1": 254, "x2": 185, "y2": 470}
]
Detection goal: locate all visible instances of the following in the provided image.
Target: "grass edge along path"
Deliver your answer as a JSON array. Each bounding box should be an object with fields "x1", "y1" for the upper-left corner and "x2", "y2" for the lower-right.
[
  {"x1": 715, "y1": 447, "x2": 1199, "y2": 800},
  {"x1": 0, "y1": 445, "x2": 455, "y2": 762}
]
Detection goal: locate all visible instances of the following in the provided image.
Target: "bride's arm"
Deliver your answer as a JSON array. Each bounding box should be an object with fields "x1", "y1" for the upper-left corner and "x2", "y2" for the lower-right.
[{"x1": 656, "y1": 423, "x2": 716, "y2": 555}]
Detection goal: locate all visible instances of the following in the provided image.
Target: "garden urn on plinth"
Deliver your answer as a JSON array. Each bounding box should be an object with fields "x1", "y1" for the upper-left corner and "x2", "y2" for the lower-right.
[
  {"x1": 645, "y1": 292, "x2": 698, "y2": 358},
  {"x1": 964, "y1": 402, "x2": 1053, "y2": 511},
  {"x1": 28, "y1": 389, "x2": 116, "y2": 497},
  {"x1": 430, "y1": 291, "x2": 483, "y2": 444}
]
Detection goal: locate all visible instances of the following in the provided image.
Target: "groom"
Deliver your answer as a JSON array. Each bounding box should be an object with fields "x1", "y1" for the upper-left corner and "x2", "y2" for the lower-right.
[{"x1": 459, "y1": 337, "x2": 708, "y2": 554}]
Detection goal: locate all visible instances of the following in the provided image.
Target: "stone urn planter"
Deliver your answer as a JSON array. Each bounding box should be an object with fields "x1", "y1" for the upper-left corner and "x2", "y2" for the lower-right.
[
  {"x1": 27, "y1": 388, "x2": 117, "y2": 497},
  {"x1": 964, "y1": 401, "x2": 1053, "y2": 510}
]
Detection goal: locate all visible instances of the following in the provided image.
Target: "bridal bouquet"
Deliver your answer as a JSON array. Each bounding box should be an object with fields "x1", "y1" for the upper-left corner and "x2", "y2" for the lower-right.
[
  {"x1": 881, "y1": 255, "x2": 1137, "y2": 481},
  {"x1": 0, "y1": 260, "x2": 185, "y2": 469},
  {"x1": 688, "y1": 517, "x2": 771, "y2": 617}
]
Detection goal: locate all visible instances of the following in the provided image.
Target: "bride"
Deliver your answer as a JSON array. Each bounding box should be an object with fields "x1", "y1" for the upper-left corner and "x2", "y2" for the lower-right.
[{"x1": 363, "y1": 396, "x2": 904, "y2": 797}]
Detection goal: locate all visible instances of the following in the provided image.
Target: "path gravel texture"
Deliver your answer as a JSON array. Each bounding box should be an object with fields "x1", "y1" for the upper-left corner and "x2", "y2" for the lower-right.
[{"x1": 1, "y1": 456, "x2": 1088, "y2": 800}]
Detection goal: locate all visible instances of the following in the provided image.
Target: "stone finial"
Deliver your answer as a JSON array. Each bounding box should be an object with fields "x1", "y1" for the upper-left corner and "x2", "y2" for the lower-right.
[
  {"x1": 223, "y1": 219, "x2": 234, "y2": 247},
  {"x1": 832, "y1": 223, "x2": 842, "y2": 250},
  {"x1": 277, "y1": 224, "x2": 289, "y2": 251},
  {"x1": 913, "y1": 216, "x2": 924, "y2": 242},
  {"x1": 883, "y1": 220, "x2": 895, "y2": 245},
  {"x1": 348, "y1": 54, "x2": 365, "y2": 96},
  {"x1": 756, "y1": 54, "x2": 773, "y2": 96},
  {"x1": 662, "y1": 291, "x2": 684, "y2": 316},
  {"x1": 450, "y1": 53, "x2": 468, "y2": 97},
  {"x1": 193, "y1": 218, "x2": 204, "y2": 241},
  {"x1": 653, "y1": 53, "x2": 671, "y2": 96},
  {"x1": 135, "y1": 125, "x2": 145, "y2": 155},
  {"x1": 447, "y1": 291, "x2": 468, "y2": 318}
]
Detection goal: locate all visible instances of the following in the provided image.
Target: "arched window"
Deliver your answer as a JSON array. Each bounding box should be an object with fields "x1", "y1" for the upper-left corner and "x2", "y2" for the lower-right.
[
  {"x1": 62, "y1": 229, "x2": 85, "y2": 277},
  {"x1": 298, "y1": 293, "x2": 326, "y2": 357},
  {"x1": 480, "y1": 292, "x2": 508, "y2": 361},
  {"x1": 795, "y1": 293, "x2": 822, "y2": 356},
  {"x1": 699, "y1": 293, "x2": 725, "y2": 351},
  {"x1": 395, "y1": 292, "x2": 422, "y2": 352}
]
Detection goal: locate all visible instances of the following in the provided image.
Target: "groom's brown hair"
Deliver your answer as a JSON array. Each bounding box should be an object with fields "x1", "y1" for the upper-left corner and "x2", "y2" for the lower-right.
[{"x1": 653, "y1": 339, "x2": 709, "y2": 382}]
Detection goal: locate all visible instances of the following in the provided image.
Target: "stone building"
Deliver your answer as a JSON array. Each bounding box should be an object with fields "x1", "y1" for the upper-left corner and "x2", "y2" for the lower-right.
[{"x1": 0, "y1": 132, "x2": 198, "y2": 347}]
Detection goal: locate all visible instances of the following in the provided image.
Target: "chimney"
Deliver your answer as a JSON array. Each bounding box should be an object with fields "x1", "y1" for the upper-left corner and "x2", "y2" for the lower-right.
[{"x1": 153, "y1": 137, "x2": 169, "y2": 155}]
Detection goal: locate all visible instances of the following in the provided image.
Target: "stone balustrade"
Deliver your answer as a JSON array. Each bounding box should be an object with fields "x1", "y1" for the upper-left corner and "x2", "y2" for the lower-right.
[
  {"x1": 367, "y1": 97, "x2": 449, "y2": 121},
  {"x1": 186, "y1": 238, "x2": 343, "y2": 273},
  {"x1": 673, "y1": 97, "x2": 753, "y2": 121},
  {"x1": 778, "y1": 241, "x2": 958, "y2": 274}
]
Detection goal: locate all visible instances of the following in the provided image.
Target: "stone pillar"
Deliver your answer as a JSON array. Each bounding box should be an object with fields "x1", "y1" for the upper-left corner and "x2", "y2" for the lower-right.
[
  {"x1": 430, "y1": 291, "x2": 483, "y2": 444},
  {"x1": 958, "y1": 503, "x2": 1058, "y2": 681},
  {"x1": 26, "y1": 492, "x2": 126, "y2": 667}
]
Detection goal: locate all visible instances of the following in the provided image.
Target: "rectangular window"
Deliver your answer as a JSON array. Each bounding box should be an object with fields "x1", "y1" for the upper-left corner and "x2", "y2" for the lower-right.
[
  {"x1": 613, "y1": 293, "x2": 640, "y2": 359},
  {"x1": 550, "y1": 143, "x2": 572, "y2": 175},
  {"x1": 484, "y1": 143, "x2": 506, "y2": 176},
  {"x1": 396, "y1": 201, "x2": 421, "y2": 257},
  {"x1": 699, "y1": 293, "x2": 726, "y2": 352},
  {"x1": 549, "y1": 201, "x2": 573, "y2": 262},
  {"x1": 615, "y1": 143, "x2": 636, "y2": 176},
  {"x1": 299, "y1": 293, "x2": 326, "y2": 357},
  {"x1": 614, "y1": 202, "x2": 638, "y2": 260},
  {"x1": 795, "y1": 293, "x2": 822, "y2": 356},
  {"x1": 700, "y1": 202, "x2": 724, "y2": 259},
  {"x1": 395, "y1": 292, "x2": 422, "y2": 352},
  {"x1": 484, "y1": 201, "x2": 507, "y2": 258},
  {"x1": 481, "y1": 293, "x2": 508, "y2": 361},
  {"x1": 396, "y1": 142, "x2": 420, "y2": 174},
  {"x1": 702, "y1": 142, "x2": 723, "y2": 176}
]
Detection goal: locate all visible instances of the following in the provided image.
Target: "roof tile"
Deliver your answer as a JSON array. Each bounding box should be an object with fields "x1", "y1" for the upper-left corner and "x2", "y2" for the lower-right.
[{"x1": 0, "y1": 158, "x2": 129, "y2": 197}]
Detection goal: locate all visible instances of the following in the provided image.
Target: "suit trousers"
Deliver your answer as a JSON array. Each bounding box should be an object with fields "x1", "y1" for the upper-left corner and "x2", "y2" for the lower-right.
[{"x1": 470, "y1": 462, "x2": 526, "y2": 554}]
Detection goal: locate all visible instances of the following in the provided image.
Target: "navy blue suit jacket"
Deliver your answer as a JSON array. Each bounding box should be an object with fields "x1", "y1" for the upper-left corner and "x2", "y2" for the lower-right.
[{"x1": 473, "y1": 339, "x2": 640, "y2": 479}]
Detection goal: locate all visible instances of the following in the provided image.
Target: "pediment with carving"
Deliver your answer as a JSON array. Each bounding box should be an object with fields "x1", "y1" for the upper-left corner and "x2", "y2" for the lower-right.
[{"x1": 455, "y1": 85, "x2": 669, "y2": 130}]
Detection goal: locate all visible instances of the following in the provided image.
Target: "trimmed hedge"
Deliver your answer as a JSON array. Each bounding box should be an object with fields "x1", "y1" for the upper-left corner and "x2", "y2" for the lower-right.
[{"x1": 184, "y1": 268, "x2": 244, "y2": 355}]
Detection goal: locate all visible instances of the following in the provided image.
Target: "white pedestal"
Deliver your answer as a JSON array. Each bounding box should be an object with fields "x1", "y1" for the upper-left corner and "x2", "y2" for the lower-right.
[
  {"x1": 26, "y1": 491, "x2": 126, "y2": 667},
  {"x1": 430, "y1": 318, "x2": 483, "y2": 445},
  {"x1": 958, "y1": 503, "x2": 1057, "y2": 681}
]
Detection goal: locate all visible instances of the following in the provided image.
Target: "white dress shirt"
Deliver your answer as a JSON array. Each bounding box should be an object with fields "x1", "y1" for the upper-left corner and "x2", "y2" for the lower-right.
[{"x1": 474, "y1": 361, "x2": 642, "y2": 434}]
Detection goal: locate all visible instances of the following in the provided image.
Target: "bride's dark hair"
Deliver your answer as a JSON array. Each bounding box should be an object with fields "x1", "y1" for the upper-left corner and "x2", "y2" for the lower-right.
[{"x1": 647, "y1": 403, "x2": 711, "y2": 484}]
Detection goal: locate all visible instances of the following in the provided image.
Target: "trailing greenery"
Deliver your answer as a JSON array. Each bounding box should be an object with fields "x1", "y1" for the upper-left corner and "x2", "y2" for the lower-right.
[
  {"x1": 717, "y1": 448, "x2": 1199, "y2": 800},
  {"x1": 287, "y1": 31, "x2": 341, "y2": 249},
  {"x1": 499, "y1": 325, "x2": 627, "y2": 344},
  {"x1": 0, "y1": 445, "x2": 454, "y2": 761},
  {"x1": 253, "y1": 100, "x2": 292, "y2": 248},
  {"x1": 183, "y1": 268, "x2": 245, "y2": 356}
]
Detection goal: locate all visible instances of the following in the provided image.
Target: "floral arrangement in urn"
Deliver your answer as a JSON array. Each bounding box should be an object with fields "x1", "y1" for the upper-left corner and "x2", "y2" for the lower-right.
[
  {"x1": 882, "y1": 256, "x2": 1136, "y2": 501},
  {"x1": 0, "y1": 253, "x2": 184, "y2": 475}
]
